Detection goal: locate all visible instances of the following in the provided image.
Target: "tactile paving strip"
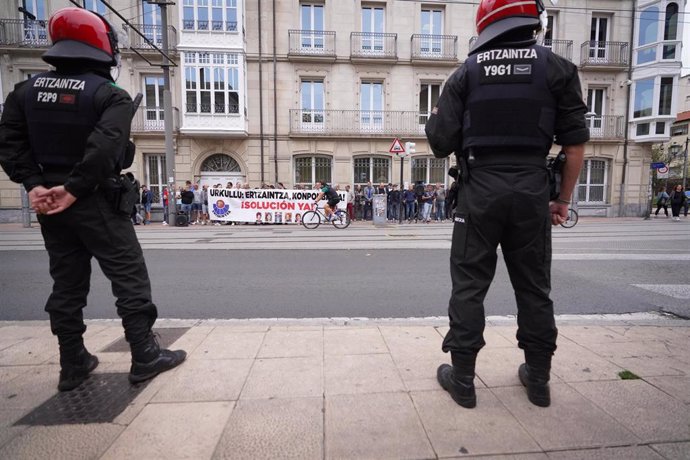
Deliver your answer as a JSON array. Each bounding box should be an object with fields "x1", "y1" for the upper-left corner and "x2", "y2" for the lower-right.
[
  {"x1": 100, "y1": 327, "x2": 190, "y2": 353},
  {"x1": 14, "y1": 373, "x2": 149, "y2": 426}
]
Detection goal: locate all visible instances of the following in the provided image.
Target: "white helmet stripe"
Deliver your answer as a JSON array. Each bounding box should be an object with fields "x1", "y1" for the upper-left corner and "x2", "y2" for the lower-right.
[{"x1": 477, "y1": 1, "x2": 537, "y2": 29}]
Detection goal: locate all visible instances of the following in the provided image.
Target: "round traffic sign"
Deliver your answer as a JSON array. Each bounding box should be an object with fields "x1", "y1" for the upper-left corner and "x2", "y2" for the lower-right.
[{"x1": 657, "y1": 166, "x2": 669, "y2": 174}]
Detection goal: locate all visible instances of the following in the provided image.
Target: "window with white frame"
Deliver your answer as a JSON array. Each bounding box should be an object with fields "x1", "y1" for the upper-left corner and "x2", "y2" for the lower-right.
[
  {"x1": 183, "y1": 0, "x2": 237, "y2": 31},
  {"x1": 633, "y1": 76, "x2": 675, "y2": 137},
  {"x1": 586, "y1": 88, "x2": 606, "y2": 136},
  {"x1": 83, "y1": 0, "x2": 106, "y2": 15},
  {"x1": 142, "y1": 1, "x2": 163, "y2": 45},
  {"x1": 637, "y1": 2, "x2": 680, "y2": 64},
  {"x1": 420, "y1": 8, "x2": 443, "y2": 54},
  {"x1": 301, "y1": 80, "x2": 324, "y2": 128},
  {"x1": 361, "y1": 6, "x2": 385, "y2": 52},
  {"x1": 143, "y1": 76, "x2": 164, "y2": 128},
  {"x1": 411, "y1": 157, "x2": 447, "y2": 185},
  {"x1": 354, "y1": 157, "x2": 390, "y2": 185},
  {"x1": 419, "y1": 83, "x2": 440, "y2": 125},
  {"x1": 184, "y1": 52, "x2": 240, "y2": 114},
  {"x1": 22, "y1": 0, "x2": 47, "y2": 43},
  {"x1": 360, "y1": 81, "x2": 384, "y2": 130},
  {"x1": 589, "y1": 15, "x2": 609, "y2": 60},
  {"x1": 578, "y1": 159, "x2": 607, "y2": 203},
  {"x1": 300, "y1": 3, "x2": 324, "y2": 49},
  {"x1": 294, "y1": 156, "x2": 332, "y2": 187},
  {"x1": 145, "y1": 154, "x2": 167, "y2": 204}
]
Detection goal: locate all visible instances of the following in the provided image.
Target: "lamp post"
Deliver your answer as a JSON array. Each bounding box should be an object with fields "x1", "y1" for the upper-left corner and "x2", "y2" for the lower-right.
[{"x1": 668, "y1": 139, "x2": 689, "y2": 190}]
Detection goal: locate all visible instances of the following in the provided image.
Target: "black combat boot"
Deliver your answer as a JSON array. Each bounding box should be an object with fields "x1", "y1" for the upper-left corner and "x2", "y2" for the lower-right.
[
  {"x1": 518, "y1": 363, "x2": 551, "y2": 407},
  {"x1": 129, "y1": 332, "x2": 187, "y2": 384},
  {"x1": 436, "y1": 364, "x2": 476, "y2": 408},
  {"x1": 58, "y1": 348, "x2": 99, "y2": 392}
]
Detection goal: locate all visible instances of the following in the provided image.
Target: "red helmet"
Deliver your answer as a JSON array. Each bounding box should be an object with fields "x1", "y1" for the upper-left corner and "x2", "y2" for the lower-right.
[
  {"x1": 472, "y1": 0, "x2": 544, "y2": 53},
  {"x1": 43, "y1": 7, "x2": 118, "y2": 66}
]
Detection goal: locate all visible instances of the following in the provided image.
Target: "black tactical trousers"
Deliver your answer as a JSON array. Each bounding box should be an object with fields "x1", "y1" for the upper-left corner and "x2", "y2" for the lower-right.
[
  {"x1": 442, "y1": 157, "x2": 557, "y2": 373},
  {"x1": 38, "y1": 191, "x2": 158, "y2": 355}
]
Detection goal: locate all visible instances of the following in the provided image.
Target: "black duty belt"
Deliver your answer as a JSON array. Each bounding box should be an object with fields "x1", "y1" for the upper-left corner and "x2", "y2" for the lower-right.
[{"x1": 468, "y1": 151, "x2": 547, "y2": 168}]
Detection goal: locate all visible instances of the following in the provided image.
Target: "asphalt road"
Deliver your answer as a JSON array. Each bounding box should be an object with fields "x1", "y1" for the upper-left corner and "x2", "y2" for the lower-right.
[{"x1": 2, "y1": 248, "x2": 688, "y2": 321}]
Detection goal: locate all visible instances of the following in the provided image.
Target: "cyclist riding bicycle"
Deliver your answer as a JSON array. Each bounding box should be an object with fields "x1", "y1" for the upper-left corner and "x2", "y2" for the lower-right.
[{"x1": 313, "y1": 180, "x2": 341, "y2": 221}]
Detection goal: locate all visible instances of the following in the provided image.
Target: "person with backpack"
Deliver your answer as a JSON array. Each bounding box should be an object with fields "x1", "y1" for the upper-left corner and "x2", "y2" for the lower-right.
[
  {"x1": 313, "y1": 180, "x2": 341, "y2": 221},
  {"x1": 654, "y1": 187, "x2": 669, "y2": 218}
]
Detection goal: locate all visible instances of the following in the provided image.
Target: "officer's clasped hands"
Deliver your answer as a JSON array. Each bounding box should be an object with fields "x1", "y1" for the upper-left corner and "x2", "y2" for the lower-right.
[{"x1": 29, "y1": 185, "x2": 77, "y2": 215}]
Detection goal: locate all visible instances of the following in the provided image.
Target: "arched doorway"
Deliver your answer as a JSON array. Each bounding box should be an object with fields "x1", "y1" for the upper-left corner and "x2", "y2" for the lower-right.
[{"x1": 198, "y1": 153, "x2": 245, "y2": 189}]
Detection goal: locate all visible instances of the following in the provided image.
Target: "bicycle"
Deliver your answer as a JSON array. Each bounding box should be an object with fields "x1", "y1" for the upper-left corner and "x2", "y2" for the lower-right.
[
  {"x1": 301, "y1": 207, "x2": 351, "y2": 229},
  {"x1": 560, "y1": 208, "x2": 578, "y2": 228}
]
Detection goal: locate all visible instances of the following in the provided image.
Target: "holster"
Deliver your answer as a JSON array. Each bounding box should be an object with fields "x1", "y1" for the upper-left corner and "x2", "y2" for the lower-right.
[
  {"x1": 102, "y1": 175, "x2": 138, "y2": 215},
  {"x1": 547, "y1": 150, "x2": 566, "y2": 201}
]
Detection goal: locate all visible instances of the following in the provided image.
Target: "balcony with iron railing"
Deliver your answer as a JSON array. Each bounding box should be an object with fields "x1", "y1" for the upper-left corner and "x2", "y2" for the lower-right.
[
  {"x1": 350, "y1": 32, "x2": 397, "y2": 62},
  {"x1": 544, "y1": 39, "x2": 573, "y2": 61},
  {"x1": 125, "y1": 24, "x2": 177, "y2": 52},
  {"x1": 130, "y1": 106, "x2": 180, "y2": 133},
  {"x1": 0, "y1": 18, "x2": 49, "y2": 47},
  {"x1": 587, "y1": 115, "x2": 625, "y2": 141},
  {"x1": 411, "y1": 34, "x2": 458, "y2": 64},
  {"x1": 288, "y1": 30, "x2": 336, "y2": 61},
  {"x1": 580, "y1": 41, "x2": 629, "y2": 69},
  {"x1": 289, "y1": 109, "x2": 428, "y2": 138}
]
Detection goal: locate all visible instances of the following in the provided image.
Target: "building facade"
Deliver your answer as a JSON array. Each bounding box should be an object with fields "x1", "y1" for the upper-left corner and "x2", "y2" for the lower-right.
[{"x1": 0, "y1": 0, "x2": 687, "y2": 220}]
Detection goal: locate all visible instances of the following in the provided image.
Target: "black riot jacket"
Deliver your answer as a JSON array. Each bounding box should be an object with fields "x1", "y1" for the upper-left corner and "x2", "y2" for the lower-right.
[
  {"x1": 0, "y1": 64, "x2": 133, "y2": 198},
  {"x1": 425, "y1": 40, "x2": 590, "y2": 160}
]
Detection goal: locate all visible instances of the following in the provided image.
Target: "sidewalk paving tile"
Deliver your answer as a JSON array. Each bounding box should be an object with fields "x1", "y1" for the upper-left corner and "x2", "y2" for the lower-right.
[
  {"x1": 475, "y1": 347, "x2": 540, "y2": 388},
  {"x1": 0, "y1": 365, "x2": 35, "y2": 386},
  {"x1": 583, "y1": 340, "x2": 675, "y2": 359},
  {"x1": 87, "y1": 327, "x2": 128, "y2": 354},
  {"x1": 650, "y1": 442, "x2": 690, "y2": 459},
  {"x1": 193, "y1": 329, "x2": 265, "y2": 360},
  {"x1": 379, "y1": 326, "x2": 445, "y2": 358},
  {"x1": 445, "y1": 454, "x2": 547, "y2": 459},
  {"x1": 483, "y1": 328, "x2": 516, "y2": 348},
  {"x1": 551, "y1": 342, "x2": 624, "y2": 383},
  {"x1": 607, "y1": 355, "x2": 688, "y2": 378},
  {"x1": 111, "y1": 368, "x2": 185, "y2": 426},
  {"x1": 325, "y1": 392, "x2": 435, "y2": 459},
  {"x1": 212, "y1": 397, "x2": 322, "y2": 459},
  {"x1": 102, "y1": 402, "x2": 233, "y2": 460},
  {"x1": 152, "y1": 358, "x2": 253, "y2": 403},
  {"x1": 606, "y1": 325, "x2": 690, "y2": 342},
  {"x1": 0, "y1": 423, "x2": 125, "y2": 460},
  {"x1": 393, "y1": 355, "x2": 487, "y2": 392},
  {"x1": 489, "y1": 326, "x2": 519, "y2": 346},
  {"x1": 257, "y1": 330, "x2": 323, "y2": 358},
  {"x1": 557, "y1": 326, "x2": 633, "y2": 345},
  {"x1": 167, "y1": 325, "x2": 214, "y2": 356},
  {"x1": 325, "y1": 353, "x2": 405, "y2": 395},
  {"x1": 323, "y1": 327, "x2": 388, "y2": 355},
  {"x1": 573, "y1": 380, "x2": 690, "y2": 443},
  {"x1": 645, "y1": 375, "x2": 690, "y2": 403},
  {"x1": 0, "y1": 325, "x2": 52, "y2": 341},
  {"x1": 0, "y1": 409, "x2": 28, "y2": 451},
  {"x1": 411, "y1": 389, "x2": 541, "y2": 457},
  {"x1": 0, "y1": 365, "x2": 60, "y2": 410},
  {"x1": 0, "y1": 337, "x2": 58, "y2": 366},
  {"x1": 492, "y1": 384, "x2": 638, "y2": 450},
  {"x1": 546, "y1": 445, "x2": 666, "y2": 459},
  {"x1": 240, "y1": 357, "x2": 322, "y2": 400}
]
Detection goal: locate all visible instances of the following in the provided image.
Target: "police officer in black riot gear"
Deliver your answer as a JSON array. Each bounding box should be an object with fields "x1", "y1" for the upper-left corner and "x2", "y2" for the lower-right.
[
  {"x1": 426, "y1": 0, "x2": 589, "y2": 408},
  {"x1": 0, "y1": 7, "x2": 185, "y2": 391}
]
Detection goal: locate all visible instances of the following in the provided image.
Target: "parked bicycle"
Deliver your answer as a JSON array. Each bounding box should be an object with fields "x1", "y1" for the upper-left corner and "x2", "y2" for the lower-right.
[
  {"x1": 301, "y1": 207, "x2": 351, "y2": 229},
  {"x1": 560, "y1": 208, "x2": 578, "y2": 228}
]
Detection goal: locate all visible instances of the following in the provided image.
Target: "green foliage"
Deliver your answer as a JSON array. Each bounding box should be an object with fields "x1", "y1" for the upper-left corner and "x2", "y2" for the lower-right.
[{"x1": 618, "y1": 370, "x2": 640, "y2": 380}]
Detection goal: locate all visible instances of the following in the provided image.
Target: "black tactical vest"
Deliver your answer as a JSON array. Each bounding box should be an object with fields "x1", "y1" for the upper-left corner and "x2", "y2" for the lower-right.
[
  {"x1": 462, "y1": 45, "x2": 556, "y2": 154},
  {"x1": 24, "y1": 71, "x2": 109, "y2": 169}
]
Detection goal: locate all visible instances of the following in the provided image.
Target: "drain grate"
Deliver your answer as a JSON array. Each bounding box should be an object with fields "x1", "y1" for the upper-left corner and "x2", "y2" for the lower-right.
[
  {"x1": 14, "y1": 373, "x2": 149, "y2": 426},
  {"x1": 100, "y1": 327, "x2": 190, "y2": 353}
]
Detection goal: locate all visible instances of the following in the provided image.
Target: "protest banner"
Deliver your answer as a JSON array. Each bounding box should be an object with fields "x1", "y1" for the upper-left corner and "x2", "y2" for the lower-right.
[{"x1": 207, "y1": 188, "x2": 347, "y2": 223}]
